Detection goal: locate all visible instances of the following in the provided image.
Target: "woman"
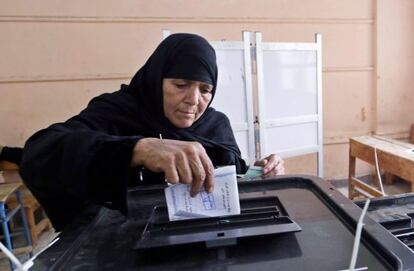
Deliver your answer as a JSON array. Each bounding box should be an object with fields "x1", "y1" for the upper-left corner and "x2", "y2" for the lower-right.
[{"x1": 20, "y1": 33, "x2": 284, "y2": 231}]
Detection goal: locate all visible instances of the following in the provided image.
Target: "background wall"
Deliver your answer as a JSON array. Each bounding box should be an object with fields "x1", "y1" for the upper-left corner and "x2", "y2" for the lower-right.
[{"x1": 1, "y1": 0, "x2": 413, "y2": 179}]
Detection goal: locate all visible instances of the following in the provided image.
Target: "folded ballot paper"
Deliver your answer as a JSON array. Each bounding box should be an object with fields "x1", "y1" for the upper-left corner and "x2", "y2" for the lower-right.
[{"x1": 164, "y1": 165, "x2": 240, "y2": 221}]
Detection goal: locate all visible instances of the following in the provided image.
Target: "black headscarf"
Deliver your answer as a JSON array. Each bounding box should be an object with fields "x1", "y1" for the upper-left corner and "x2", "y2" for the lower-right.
[
  {"x1": 122, "y1": 33, "x2": 244, "y2": 160},
  {"x1": 130, "y1": 33, "x2": 217, "y2": 121}
]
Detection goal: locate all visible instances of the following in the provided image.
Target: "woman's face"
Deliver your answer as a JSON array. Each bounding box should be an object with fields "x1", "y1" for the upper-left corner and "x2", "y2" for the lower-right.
[{"x1": 163, "y1": 78, "x2": 213, "y2": 128}]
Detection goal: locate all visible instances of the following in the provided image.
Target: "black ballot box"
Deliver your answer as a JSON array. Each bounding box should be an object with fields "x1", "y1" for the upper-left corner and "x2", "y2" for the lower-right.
[
  {"x1": 355, "y1": 193, "x2": 414, "y2": 254},
  {"x1": 31, "y1": 176, "x2": 414, "y2": 271}
]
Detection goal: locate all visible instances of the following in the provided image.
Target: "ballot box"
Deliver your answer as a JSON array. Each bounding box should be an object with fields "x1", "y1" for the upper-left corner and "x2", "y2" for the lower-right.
[
  {"x1": 355, "y1": 193, "x2": 414, "y2": 253},
  {"x1": 30, "y1": 176, "x2": 414, "y2": 271}
]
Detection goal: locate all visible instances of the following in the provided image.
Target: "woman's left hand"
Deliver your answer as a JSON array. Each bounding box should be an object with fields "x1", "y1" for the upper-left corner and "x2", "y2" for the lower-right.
[{"x1": 254, "y1": 154, "x2": 285, "y2": 177}]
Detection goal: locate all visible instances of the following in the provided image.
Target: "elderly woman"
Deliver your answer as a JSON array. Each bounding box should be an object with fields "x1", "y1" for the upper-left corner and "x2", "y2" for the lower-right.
[{"x1": 20, "y1": 33, "x2": 284, "y2": 231}]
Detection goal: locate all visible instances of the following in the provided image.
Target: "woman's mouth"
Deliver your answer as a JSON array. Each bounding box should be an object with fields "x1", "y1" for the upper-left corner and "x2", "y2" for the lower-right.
[{"x1": 178, "y1": 110, "x2": 195, "y2": 115}]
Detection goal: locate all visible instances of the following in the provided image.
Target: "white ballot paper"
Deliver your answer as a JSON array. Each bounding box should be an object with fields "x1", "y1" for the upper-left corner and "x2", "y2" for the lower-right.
[{"x1": 164, "y1": 165, "x2": 240, "y2": 221}]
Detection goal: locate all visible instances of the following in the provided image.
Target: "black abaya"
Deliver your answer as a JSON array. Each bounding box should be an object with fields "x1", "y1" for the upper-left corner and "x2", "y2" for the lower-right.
[{"x1": 20, "y1": 33, "x2": 247, "y2": 231}]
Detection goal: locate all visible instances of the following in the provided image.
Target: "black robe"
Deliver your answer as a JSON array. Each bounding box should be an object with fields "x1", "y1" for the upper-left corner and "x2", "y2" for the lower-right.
[
  {"x1": 20, "y1": 33, "x2": 247, "y2": 231},
  {"x1": 0, "y1": 146, "x2": 23, "y2": 165}
]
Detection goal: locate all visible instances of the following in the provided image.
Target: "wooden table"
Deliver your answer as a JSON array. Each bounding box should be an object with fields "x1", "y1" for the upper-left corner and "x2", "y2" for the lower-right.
[{"x1": 349, "y1": 135, "x2": 414, "y2": 199}]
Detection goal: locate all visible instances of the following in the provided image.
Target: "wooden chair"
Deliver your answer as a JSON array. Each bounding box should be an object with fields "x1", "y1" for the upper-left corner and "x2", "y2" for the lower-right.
[
  {"x1": 0, "y1": 161, "x2": 52, "y2": 246},
  {"x1": 0, "y1": 183, "x2": 32, "y2": 269},
  {"x1": 7, "y1": 190, "x2": 52, "y2": 245}
]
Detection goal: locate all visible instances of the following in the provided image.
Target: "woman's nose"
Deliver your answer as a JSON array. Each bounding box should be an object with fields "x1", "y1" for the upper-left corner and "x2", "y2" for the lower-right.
[{"x1": 184, "y1": 87, "x2": 200, "y2": 105}]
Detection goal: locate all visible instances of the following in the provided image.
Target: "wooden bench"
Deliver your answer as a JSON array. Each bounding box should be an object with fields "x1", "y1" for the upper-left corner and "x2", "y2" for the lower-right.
[{"x1": 349, "y1": 135, "x2": 414, "y2": 199}]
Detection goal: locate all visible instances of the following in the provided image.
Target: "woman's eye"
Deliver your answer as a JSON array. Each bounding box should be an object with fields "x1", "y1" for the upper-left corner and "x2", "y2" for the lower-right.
[
  {"x1": 201, "y1": 89, "x2": 212, "y2": 94},
  {"x1": 176, "y1": 84, "x2": 189, "y2": 89}
]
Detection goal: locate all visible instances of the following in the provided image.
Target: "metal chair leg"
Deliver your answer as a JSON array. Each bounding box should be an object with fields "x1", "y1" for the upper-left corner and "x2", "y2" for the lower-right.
[{"x1": 0, "y1": 203, "x2": 15, "y2": 270}]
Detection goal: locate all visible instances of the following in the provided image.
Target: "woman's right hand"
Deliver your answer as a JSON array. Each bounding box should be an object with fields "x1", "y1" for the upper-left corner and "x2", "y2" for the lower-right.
[{"x1": 131, "y1": 138, "x2": 214, "y2": 197}]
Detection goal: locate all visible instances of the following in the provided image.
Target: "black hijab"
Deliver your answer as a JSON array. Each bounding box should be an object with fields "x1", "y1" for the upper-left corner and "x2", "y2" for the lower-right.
[
  {"x1": 130, "y1": 33, "x2": 217, "y2": 122},
  {"x1": 121, "y1": 33, "x2": 245, "y2": 165}
]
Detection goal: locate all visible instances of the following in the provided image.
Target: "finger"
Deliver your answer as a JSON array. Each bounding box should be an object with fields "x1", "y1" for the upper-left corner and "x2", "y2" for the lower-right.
[
  {"x1": 263, "y1": 170, "x2": 277, "y2": 177},
  {"x1": 189, "y1": 156, "x2": 206, "y2": 183},
  {"x1": 263, "y1": 155, "x2": 277, "y2": 174},
  {"x1": 164, "y1": 162, "x2": 179, "y2": 184},
  {"x1": 275, "y1": 162, "x2": 285, "y2": 175},
  {"x1": 254, "y1": 159, "x2": 268, "y2": 167},
  {"x1": 199, "y1": 150, "x2": 214, "y2": 194},
  {"x1": 176, "y1": 153, "x2": 192, "y2": 184},
  {"x1": 264, "y1": 163, "x2": 284, "y2": 177},
  {"x1": 187, "y1": 143, "x2": 214, "y2": 196},
  {"x1": 190, "y1": 174, "x2": 204, "y2": 198},
  {"x1": 182, "y1": 143, "x2": 206, "y2": 197},
  {"x1": 263, "y1": 155, "x2": 282, "y2": 174},
  {"x1": 189, "y1": 156, "x2": 206, "y2": 197},
  {"x1": 263, "y1": 162, "x2": 283, "y2": 177},
  {"x1": 204, "y1": 164, "x2": 214, "y2": 194}
]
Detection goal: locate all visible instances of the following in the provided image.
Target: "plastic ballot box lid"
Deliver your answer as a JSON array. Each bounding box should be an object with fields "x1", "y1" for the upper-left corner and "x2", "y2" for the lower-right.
[{"x1": 31, "y1": 176, "x2": 414, "y2": 271}]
